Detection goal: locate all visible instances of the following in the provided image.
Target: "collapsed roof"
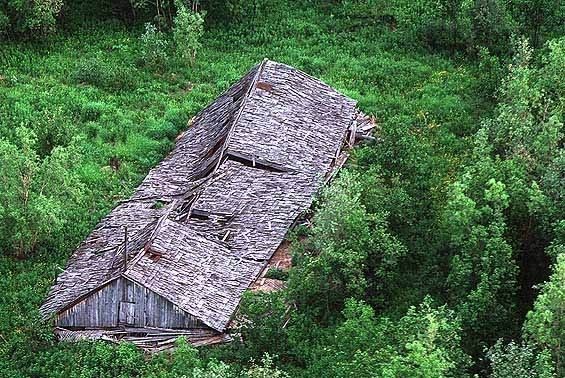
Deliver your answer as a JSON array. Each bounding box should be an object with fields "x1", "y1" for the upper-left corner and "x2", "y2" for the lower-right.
[{"x1": 41, "y1": 59, "x2": 373, "y2": 332}]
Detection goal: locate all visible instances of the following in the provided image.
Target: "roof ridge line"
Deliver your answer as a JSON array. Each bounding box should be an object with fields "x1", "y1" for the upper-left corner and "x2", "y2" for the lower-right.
[{"x1": 212, "y1": 59, "x2": 268, "y2": 173}]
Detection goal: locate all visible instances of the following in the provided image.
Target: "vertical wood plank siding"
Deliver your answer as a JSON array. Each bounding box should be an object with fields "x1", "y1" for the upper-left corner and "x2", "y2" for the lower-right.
[{"x1": 56, "y1": 278, "x2": 205, "y2": 329}]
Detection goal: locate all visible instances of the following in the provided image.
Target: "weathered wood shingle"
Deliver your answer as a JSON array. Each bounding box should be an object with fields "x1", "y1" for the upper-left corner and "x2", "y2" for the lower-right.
[{"x1": 41, "y1": 59, "x2": 367, "y2": 334}]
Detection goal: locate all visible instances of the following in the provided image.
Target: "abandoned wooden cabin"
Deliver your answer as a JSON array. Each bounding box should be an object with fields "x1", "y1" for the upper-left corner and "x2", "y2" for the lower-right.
[{"x1": 40, "y1": 59, "x2": 374, "y2": 351}]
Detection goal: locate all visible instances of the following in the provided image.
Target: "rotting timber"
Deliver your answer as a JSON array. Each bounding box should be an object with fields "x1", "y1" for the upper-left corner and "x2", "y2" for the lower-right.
[{"x1": 40, "y1": 59, "x2": 375, "y2": 352}]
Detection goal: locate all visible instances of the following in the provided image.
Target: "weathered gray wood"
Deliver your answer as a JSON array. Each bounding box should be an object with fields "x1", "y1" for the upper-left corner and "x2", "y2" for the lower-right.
[
  {"x1": 41, "y1": 59, "x2": 375, "y2": 336},
  {"x1": 119, "y1": 301, "x2": 135, "y2": 325},
  {"x1": 56, "y1": 277, "x2": 205, "y2": 329}
]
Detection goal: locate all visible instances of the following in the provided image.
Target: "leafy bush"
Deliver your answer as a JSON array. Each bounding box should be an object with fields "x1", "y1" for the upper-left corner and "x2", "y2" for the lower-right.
[
  {"x1": 173, "y1": 0, "x2": 205, "y2": 64},
  {"x1": 304, "y1": 298, "x2": 471, "y2": 378},
  {"x1": 235, "y1": 291, "x2": 290, "y2": 360},
  {"x1": 164, "y1": 107, "x2": 191, "y2": 130},
  {"x1": 29, "y1": 341, "x2": 145, "y2": 378},
  {"x1": 224, "y1": 0, "x2": 266, "y2": 23},
  {"x1": 145, "y1": 119, "x2": 179, "y2": 140},
  {"x1": 288, "y1": 170, "x2": 405, "y2": 320},
  {"x1": 524, "y1": 254, "x2": 565, "y2": 376},
  {"x1": 80, "y1": 102, "x2": 108, "y2": 122},
  {"x1": 487, "y1": 340, "x2": 555, "y2": 378},
  {"x1": 246, "y1": 354, "x2": 289, "y2": 378},
  {"x1": 140, "y1": 22, "x2": 169, "y2": 69},
  {"x1": 264, "y1": 268, "x2": 289, "y2": 281},
  {"x1": 72, "y1": 58, "x2": 135, "y2": 91},
  {"x1": 0, "y1": 0, "x2": 63, "y2": 38},
  {"x1": 0, "y1": 127, "x2": 84, "y2": 258}
]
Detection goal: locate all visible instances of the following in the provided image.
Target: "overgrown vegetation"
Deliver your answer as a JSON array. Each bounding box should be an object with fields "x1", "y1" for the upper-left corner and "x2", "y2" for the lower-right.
[{"x1": 0, "y1": 0, "x2": 563, "y2": 377}]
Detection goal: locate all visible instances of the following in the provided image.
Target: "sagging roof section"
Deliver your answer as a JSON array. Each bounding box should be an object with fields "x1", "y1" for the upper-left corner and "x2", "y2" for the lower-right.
[{"x1": 41, "y1": 59, "x2": 366, "y2": 332}]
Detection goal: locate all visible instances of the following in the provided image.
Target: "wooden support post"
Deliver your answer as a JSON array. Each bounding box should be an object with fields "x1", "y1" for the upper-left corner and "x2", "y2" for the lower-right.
[{"x1": 123, "y1": 226, "x2": 128, "y2": 271}]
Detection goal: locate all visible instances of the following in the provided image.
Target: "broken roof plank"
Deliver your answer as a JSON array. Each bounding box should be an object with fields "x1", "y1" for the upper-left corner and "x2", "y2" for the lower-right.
[{"x1": 41, "y1": 59, "x2": 369, "y2": 334}]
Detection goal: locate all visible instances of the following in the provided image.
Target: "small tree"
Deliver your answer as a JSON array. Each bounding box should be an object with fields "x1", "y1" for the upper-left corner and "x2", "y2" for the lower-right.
[
  {"x1": 487, "y1": 340, "x2": 555, "y2": 378},
  {"x1": 0, "y1": 0, "x2": 63, "y2": 38},
  {"x1": 0, "y1": 127, "x2": 84, "y2": 258},
  {"x1": 245, "y1": 354, "x2": 289, "y2": 378},
  {"x1": 524, "y1": 254, "x2": 565, "y2": 376},
  {"x1": 140, "y1": 22, "x2": 169, "y2": 69},
  {"x1": 172, "y1": 0, "x2": 205, "y2": 65}
]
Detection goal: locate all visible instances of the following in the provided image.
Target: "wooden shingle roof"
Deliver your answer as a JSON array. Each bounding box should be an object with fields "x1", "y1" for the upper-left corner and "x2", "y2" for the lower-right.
[{"x1": 41, "y1": 59, "x2": 369, "y2": 331}]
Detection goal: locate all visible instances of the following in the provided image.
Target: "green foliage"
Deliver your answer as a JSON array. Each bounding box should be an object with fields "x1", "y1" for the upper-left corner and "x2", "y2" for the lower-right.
[
  {"x1": 487, "y1": 340, "x2": 555, "y2": 378},
  {"x1": 303, "y1": 298, "x2": 470, "y2": 377},
  {"x1": 235, "y1": 291, "x2": 291, "y2": 360},
  {"x1": 442, "y1": 152, "x2": 520, "y2": 352},
  {"x1": 436, "y1": 37, "x2": 564, "y2": 365},
  {"x1": 28, "y1": 341, "x2": 145, "y2": 378},
  {"x1": 470, "y1": 0, "x2": 515, "y2": 53},
  {"x1": 169, "y1": 337, "x2": 203, "y2": 374},
  {"x1": 0, "y1": 0, "x2": 63, "y2": 38},
  {"x1": 190, "y1": 360, "x2": 236, "y2": 378},
  {"x1": 80, "y1": 101, "x2": 109, "y2": 122},
  {"x1": 288, "y1": 170, "x2": 405, "y2": 321},
  {"x1": 0, "y1": 127, "x2": 84, "y2": 258},
  {"x1": 475, "y1": 46, "x2": 504, "y2": 102},
  {"x1": 140, "y1": 22, "x2": 169, "y2": 68},
  {"x1": 223, "y1": 0, "x2": 266, "y2": 23},
  {"x1": 172, "y1": 1, "x2": 205, "y2": 64},
  {"x1": 0, "y1": 1, "x2": 563, "y2": 377},
  {"x1": 393, "y1": 0, "x2": 473, "y2": 51},
  {"x1": 524, "y1": 254, "x2": 565, "y2": 376},
  {"x1": 72, "y1": 58, "x2": 135, "y2": 91},
  {"x1": 487, "y1": 37, "x2": 562, "y2": 167},
  {"x1": 385, "y1": 0, "x2": 562, "y2": 54},
  {"x1": 264, "y1": 268, "x2": 289, "y2": 281},
  {"x1": 510, "y1": 0, "x2": 565, "y2": 48},
  {"x1": 246, "y1": 354, "x2": 290, "y2": 378}
]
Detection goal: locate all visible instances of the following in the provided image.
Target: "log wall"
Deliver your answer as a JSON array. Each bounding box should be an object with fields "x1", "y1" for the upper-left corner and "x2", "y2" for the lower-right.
[{"x1": 56, "y1": 277, "x2": 205, "y2": 329}]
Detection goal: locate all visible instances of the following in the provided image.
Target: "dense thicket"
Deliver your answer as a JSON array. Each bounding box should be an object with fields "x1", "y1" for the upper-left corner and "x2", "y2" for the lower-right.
[{"x1": 0, "y1": 0, "x2": 563, "y2": 377}]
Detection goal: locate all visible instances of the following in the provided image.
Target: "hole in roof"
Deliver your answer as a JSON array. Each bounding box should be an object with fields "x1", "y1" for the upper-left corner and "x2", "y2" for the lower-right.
[
  {"x1": 189, "y1": 212, "x2": 210, "y2": 221},
  {"x1": 151, "y1": 200, "x2": 169, "y2": 209},
  {"x1": 175, "y1": 195, "x2": 196, "y2": 222},
  {"x1": 202, "y1": 134, "x2": 227, "y2": 160},
  {"x1": 193, "y1": 157, "x2": 219, "y2": 181},
  {"x1": 226, "y1": 152, "x2": 287, "y2": 173}
]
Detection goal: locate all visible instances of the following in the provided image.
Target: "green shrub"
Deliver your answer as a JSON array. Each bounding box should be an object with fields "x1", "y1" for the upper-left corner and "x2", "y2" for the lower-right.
[
  {"x1": 140, "y1": 22, "x2": 169, "y2": 69},
  {"x1": 245, "y1": 354, "x2": 289, "y2": 378},
  {"x1": 224, "y1": 0, "x2": 267, "y2": 23},
  {"x1": 487, "y1": 340, "x2": 555, "y2": 378},
  {"x1": 0, "y1": 127, "x2": 85, "y2": 258},
  {"x1": 72, "y1": 59, "x2": 106, "y2": 86},
  {"x1": 235, "y1": 291, "x2": 290, "y2": 361},
  {"x1": 80, "y1": 102, "x2": 108, "y2": 122},
  {"x1": 524, "y1": 254, "x2": 565, "y2": 376},
  {"x1": 164, "y1": 107, "x2": 190, "y2": 130},
  {"x1": 264, "y1": 268, "x2": 289, "y2": 281},
  {"x1": 72, "y1": 58, "x2": 135, "y2": 91},
  {"x1": 172, "y1": 1, "x2": 205, "y2": 65},
  {"x1": 146, "y1": 119, "x2": 178, "y2": 140},
  {"x1": 0, "y1": 0, "x2": 63, "y2": 38}
]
